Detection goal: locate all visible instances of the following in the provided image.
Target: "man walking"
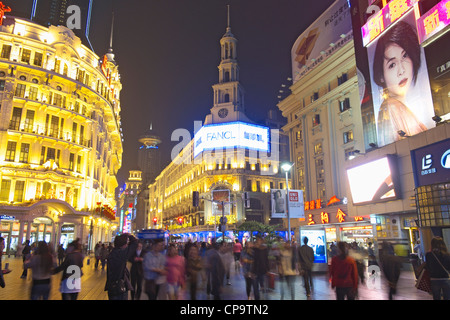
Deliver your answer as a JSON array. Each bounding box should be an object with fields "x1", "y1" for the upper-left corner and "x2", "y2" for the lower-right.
[{"x1": 298, "y1": 236, "x2": 315, "y2": 297}]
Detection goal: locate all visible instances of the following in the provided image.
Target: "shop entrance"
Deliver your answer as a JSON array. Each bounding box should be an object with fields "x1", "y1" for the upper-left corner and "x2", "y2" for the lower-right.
[{"x1": 26, "y1": 217, "x2": 54, "y2": 245}]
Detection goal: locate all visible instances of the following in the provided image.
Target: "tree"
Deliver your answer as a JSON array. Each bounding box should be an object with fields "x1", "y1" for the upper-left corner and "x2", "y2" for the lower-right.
[{"x1": 237, "y1": 221, "x2": 281, "y2": 244}]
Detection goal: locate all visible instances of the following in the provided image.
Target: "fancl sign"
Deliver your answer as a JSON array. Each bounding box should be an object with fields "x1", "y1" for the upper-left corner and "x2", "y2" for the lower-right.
[{"x1": 194, "y1": 121, "x2": 270, "y2": 157}]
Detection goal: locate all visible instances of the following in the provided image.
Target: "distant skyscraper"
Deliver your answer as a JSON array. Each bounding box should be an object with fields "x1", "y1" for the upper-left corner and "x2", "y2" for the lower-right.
[
  {"x1": 137, "y1": 124, "x2": 162, "y2": 185},
  {"x1": 8, "y1": 0, "x2": 95, "y2": 51}
]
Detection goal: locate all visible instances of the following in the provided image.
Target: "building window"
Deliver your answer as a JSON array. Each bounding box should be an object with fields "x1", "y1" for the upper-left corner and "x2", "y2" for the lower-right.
[
  {"x1": 23, "y1": 110, "x2": 35, "y2": 132},
  {"x1": 46, "y1": 147, "x2": 56, "y2": 162},
  {"x1": 69, "y1": 153, "x2": 75, "y2": 171},
  {"x1": 13, "y1": 181, "x2": 25, "y2": 203},
  {"x1": 40, "y1": 146, "x2": 46, "y2": 164},
  {"x1": 339, "y1": 98, "x2": 351, "y2": 112},
  {"x1": 19, "y1": 143, "x2": 30, "y2": 163},
  {"x1": 54, "y1": 58, "x2": 61, "y2": 73},
  {"x1": 10, "y1": 107, "x2": 22, "y2": 130},
  {"x1": 76, "y1": 155, "x2": 82, "y2": 173},
  {"x1": 311, "y1": 91, "x2": 319, "y2": 102},
  {"x1": 0, "y1": 179, "x2": 11, "y2": 201},
  {"x1": 29, "y1": 86, "x2": 38, "y2": 100},
  {"x1": 344, "y1": 147, "x2": 355, "y2": 161},
  {"x1": 314, "y1": 142, "x2": 323, "y2": 155},
  {"x1": 313, "y1": 114, "x2": 320, "y2": 127},
  {"x1": 15, "y1": 83, "x2": 26, "y2": 98},
  {"x1": 21, "y1": 49, "x2": 31, "y2": 64},
  {"x1": 338, "y1": 73, "x2": 348, "y2": 85},
  {"x1": 296, "y1": 130, "x2": 302, "y2": 141},
  {"x1": 1, "y1": 45, "x2": 11, "y2": 59},
  {"x1": 315, "y1": 158, "x2": 325, "y2": 184},
  {"x1": 33, "y1": 52, "x2": 43, "y2": 67},
  {"x1": 49, "y1": 116, "x2": 59, "y2": 138},
  {"x1": 5, "y1": 141, "x2": 17, "y2": 161},
  {"x1": 0, "y1": 79, "x2": 5, "y2": 91},
  {"x1": 343, "y1": 130, "x2": 354, "y2": 144},
  {"x1": 53, "y1": 93, "x2": 62, "y2": 107}
]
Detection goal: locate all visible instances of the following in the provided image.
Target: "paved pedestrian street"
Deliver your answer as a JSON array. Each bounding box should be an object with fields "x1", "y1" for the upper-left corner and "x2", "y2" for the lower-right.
[{"x1": 0, "y1": 255, "x2": 432, "y2": 301}]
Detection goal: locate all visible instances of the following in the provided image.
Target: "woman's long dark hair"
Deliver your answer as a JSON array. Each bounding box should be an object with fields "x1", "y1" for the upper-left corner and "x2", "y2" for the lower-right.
[
  {"x1": 372, "y1": 21, "x2": 421, "y2": 89},
  {"x1": 35, "y1": 241, "x2": 53, "y2": 273}
]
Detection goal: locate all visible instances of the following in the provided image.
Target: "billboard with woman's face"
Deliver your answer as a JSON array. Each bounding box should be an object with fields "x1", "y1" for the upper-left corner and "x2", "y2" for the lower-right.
[{"x1": 366, "y1": 9, "x2": 435, "y2": 146}]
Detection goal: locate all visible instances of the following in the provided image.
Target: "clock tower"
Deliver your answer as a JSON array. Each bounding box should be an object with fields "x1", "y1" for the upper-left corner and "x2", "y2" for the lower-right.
[{"x1": 204, "y1": 5, "x2": 251, "y2": 125}]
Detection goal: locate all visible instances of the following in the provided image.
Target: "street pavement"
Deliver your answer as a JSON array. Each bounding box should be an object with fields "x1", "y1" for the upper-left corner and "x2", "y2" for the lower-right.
[{"x1": 0, "y1": 255, "x2": 433, "y2": 301}]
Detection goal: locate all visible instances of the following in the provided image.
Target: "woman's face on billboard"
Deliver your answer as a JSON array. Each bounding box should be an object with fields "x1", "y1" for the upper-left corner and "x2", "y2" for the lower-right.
[{"x1": 382, "y1": 42, "x2": 414, "y2": 99}]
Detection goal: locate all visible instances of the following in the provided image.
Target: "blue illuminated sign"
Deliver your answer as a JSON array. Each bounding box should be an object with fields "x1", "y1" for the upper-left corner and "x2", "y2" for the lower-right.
[{"x1": 194, "y1": 121, "x2": 270, "y2": 157}]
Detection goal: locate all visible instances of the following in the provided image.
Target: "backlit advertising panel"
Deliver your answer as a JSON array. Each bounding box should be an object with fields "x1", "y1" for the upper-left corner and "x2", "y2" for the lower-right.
[
  {"x1": 271, "y1": 189, "x2": 305, "y2": 219},
  {"x1": 193, "y1": 121, "x2": 269, "y2": 157},
  {"x1": 300, "y1": 229, "x2": 327, "y2": 264},
  {"x1": 411, "y1": 138, "x2": 450, "y2": 187},
  {"x1": 366, "y1": 9, "x2": 435, "y2": 146},
  {"x1": 291, "y1": 0, "x2": 352, "y2": 84},
  {"x1": 212, "y1": 190, "x2": 231, "y2": 216},
  {"x1": 346, "y1": 155, "x2": 401, "y2": 205}
]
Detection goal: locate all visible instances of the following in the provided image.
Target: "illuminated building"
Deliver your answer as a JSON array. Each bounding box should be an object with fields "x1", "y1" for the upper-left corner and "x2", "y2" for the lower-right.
[
  {"x1": 279, "y1": 0, "x2": 450, "y2": 267},
  {"x1": 0, "y1": 14, "x2": 122, "y2": 253},
  {"x1": 148, "y1": 9, "x2": 290, "y2": 242}
]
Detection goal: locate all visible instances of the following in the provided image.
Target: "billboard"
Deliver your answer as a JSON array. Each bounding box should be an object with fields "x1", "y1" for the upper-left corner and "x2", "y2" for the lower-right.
[
  {"x1": 300, "y1": 229, "x2": 327, "y2": 264},
  {"x1": 212, "y1": 190, "x2": 231, "y2": 216},
  {"x1": 346, "y1": 155, "x2": 401, "y2": 205},
  {"x1": 291, "y1": 0, "x2": 353, "y2": 83},
  {"x1": 411, "y1": 138, "x2": 450, "y2": 187},
  {"x1": 193, "y1": 121, "x2": 270, "y2": 157},
  {"x1": 271, "y1": 189, "x2": 305, "y2": 219},
  {"x1": 366, "y1": 9, "x2": 435, "y2": 146}
]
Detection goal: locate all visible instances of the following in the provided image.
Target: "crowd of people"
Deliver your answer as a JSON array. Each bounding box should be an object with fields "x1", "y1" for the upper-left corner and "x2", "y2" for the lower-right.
[{"x1": 0, "y1": 234, "x2": 449, "y2": 300}]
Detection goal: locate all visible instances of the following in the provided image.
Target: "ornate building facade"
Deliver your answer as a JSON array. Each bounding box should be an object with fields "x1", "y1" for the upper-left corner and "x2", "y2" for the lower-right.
[{"x1": 0, "y1": 16, "x2": 122, "y2": 253}]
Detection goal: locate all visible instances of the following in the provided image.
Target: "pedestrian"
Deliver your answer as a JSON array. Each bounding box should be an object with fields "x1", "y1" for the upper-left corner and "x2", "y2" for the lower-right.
[
  {"x1": 53, "y1": 240, "x2": 84, "y2": 300},
  {"x1": 143, "y1": 239, "x2": 167, "y2": 300},
  {"x1": 240, "y1": 241, "x2": 257, "y2": 300},
  {"x1": 104, "y1": 234, "x2": 138, "y2": 300},
  {"x1": 368, "y1": 242, "x2": 378, "y2": 266},
  {"x1": 94, "y1": 242, "x2": 102, "y2": 269},
  {"x1": 414, "y1": 240, "x2": 424, "y2": 263},
  {"x1": 251, "y1": 236, "x2": 269, "y2": 300},
  {"x1": 379, "y1": 241, "x2": 402, "y2": 300},
  {"x1": 233, "y1": 239, "x2": 243, "y2": 272},
  {"x1": 166, "y1": 244, "x2": 186, "y2": 300},
  {"x1": 100, "y1": 244, "x2": 109, "y2": 270},
  {"x1": 425, "y1": 236, "x2": 450, "y2": 300},
  {"x1": 278, "y1": 240, "x2": 298, "y2": 300},
  {"x1": 219, "y1": 242, "x2": 233, "y2": 286},
  {"x1": 57, "y1": 244, "x2": 65, "y2": 266},
  {"x1": 129, "y1": 241, "x2": 145, "y2": 300},
  {"x1": 298, "y1": 236, "x2": 315, "y2": 297},
  {"x1": 330, "y1": 241, "x2": 359, "y2": 300},
  {"x1": 0, "y1": 237, "x2": 12, "y2": 288},
  {"x1": 20, "y1": 240, "x2": 31, "y2": 279},
  {"x1": 186, "y1": 244, "x2": 203, "y2": 300},
  {"x1": 205, "y1": 239, "x2": 225, "y2": 300},
  {"x1": 24, "y1": 241, "x2": 56, "y2": 300}
]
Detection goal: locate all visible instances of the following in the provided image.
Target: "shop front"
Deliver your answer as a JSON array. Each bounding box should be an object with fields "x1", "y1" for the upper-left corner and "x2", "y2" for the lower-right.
[
  {"x1": 60, "y1": 224, "x2": 76, "y2": 249},
  {"x1": 0, "y1": 215, "x2": 20, "y2": 255}
]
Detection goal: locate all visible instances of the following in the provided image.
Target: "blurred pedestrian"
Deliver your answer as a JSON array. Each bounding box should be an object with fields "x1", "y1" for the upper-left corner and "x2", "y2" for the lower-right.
[
  {"x1": 24, "y1": 241, "x2": 56, "y2": 300},
  {"x1": 380, "y1": 241, "x2": 402, "y2": 300},
  {"x1": 298, "y1": 236, "x2": 315, "y2": 297},
  {"x1": 233, "y1": 239, "x2": 243, "y2": 272},
  {"x1": 219, "y1": 242, "x2": 233, "y2": 285},
  {"x1": 278, "y1": 240, "x2": 298, "y2": 300},
  {"x1": 94, "y1": 242, "x2": 102, "y2": 269},
  {"x1": 53, "y1": 240, "x2": 84, "y2": 300},
  {"x1": 166, "y1": 244, "x2": 186, "y2": 300},
  {"x1": 143, "y1": 239, "x2": 167, "y2": 300},
  {"x1": 205, "y1": 240, "x2": 225, "y2": 300},
  {"x1": 186, "y1": 244, "x2": 202, "y2": 300},
  {"x1": 330, "y1": 242, "x2": 358, "y2": 300},
  {"x1": 240, "y1": 241, "x2": 257, "y2": 300},
  {"x1": 425, "y1": 237, "x2": 450, "y2": 300},
  {"x1": 0, "y1": 237, "x2": 12, "y2": 288},
  {"x1": 57, "y1": 244, "x2": 65, "y2": 266},
  {"x1": 20, "y1": 240, "x2": 31, "y2": 279},
  {"x1": 129, "y1": 241, "x2": 145, "y2": 300},
  {"x1": 104, "y1": 234, "x2": 138, "y2": 300},
  {"x1": 100, "y1": 244, "x2": 109, "y2": 270},
  {"x1": 252, "y1": 236, "x2": 269, "y2": 300}
]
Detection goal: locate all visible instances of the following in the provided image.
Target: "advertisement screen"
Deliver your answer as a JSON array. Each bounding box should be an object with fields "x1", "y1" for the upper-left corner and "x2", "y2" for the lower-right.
[
  {"x1": 194, "y1": 121, "x2": 269, "y2": 157},
  {"x1": 366, "y1": 9, "x2": 435, "y2": 147},
  {"x1": 346, "y1": 156, "x2": 400, "y2": 205},
  {"x1": 300, "y1": 229, "x2": 327, "y2": 264},
  {"x1": 212, "y1": 190, "x2": 231, "y2": 216}
]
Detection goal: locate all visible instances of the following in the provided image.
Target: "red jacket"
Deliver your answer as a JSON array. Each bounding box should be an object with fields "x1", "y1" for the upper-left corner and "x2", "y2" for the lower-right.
[{"x1": 330, "y1": 255, "x2": 358, "y2": 289}]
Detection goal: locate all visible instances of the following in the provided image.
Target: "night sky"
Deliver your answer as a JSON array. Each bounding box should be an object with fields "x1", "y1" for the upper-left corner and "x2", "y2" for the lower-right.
[{"x1": 87, "y1": 0, "x2": 335, "y2": 186}]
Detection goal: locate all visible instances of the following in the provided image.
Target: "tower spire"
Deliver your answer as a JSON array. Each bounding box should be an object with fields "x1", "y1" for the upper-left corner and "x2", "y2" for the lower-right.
[
  {"x1": 227, "y1": 5, "x2": 230, "y2": 29},
  {"x1": 109, "y1": 11, "x2": 115, "y2": 52}
]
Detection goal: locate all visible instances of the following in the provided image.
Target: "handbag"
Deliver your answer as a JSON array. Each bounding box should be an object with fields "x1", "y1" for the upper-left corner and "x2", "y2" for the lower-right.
[
  {"x1": 109, "y1": 278, "x2": 126, "y2": 296},
  {"x1": 415, "y1": 267, "x2": 432, "y2": 294}
]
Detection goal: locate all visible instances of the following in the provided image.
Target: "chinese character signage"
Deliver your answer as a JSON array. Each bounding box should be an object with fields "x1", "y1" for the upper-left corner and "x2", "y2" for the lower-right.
[{"x1": 416, "y1": 0, "x2": 450, "y2": 44}]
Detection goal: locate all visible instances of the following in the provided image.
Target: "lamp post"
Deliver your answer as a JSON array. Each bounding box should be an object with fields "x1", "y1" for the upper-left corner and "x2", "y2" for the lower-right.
[{"x1": 281, "y1": 162, "x2": 294, "y2": 242}]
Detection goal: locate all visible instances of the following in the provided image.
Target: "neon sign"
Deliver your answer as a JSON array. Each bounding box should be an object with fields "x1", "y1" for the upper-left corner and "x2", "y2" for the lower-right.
[
  {"x1": 416, "y1": 0, "x2": 450, "y2": 44},
  {"x1": 0, "y1": 2, "x2": 11, "y2": 26},
  {"x1": 362, "y1": 0, "x2": 418, "y2": 46}
]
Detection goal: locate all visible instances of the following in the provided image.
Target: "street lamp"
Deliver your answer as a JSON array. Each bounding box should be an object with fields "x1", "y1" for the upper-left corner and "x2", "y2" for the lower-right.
[{"x1": 281, "y1": 162, "x2": 294, "y2": 242}]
